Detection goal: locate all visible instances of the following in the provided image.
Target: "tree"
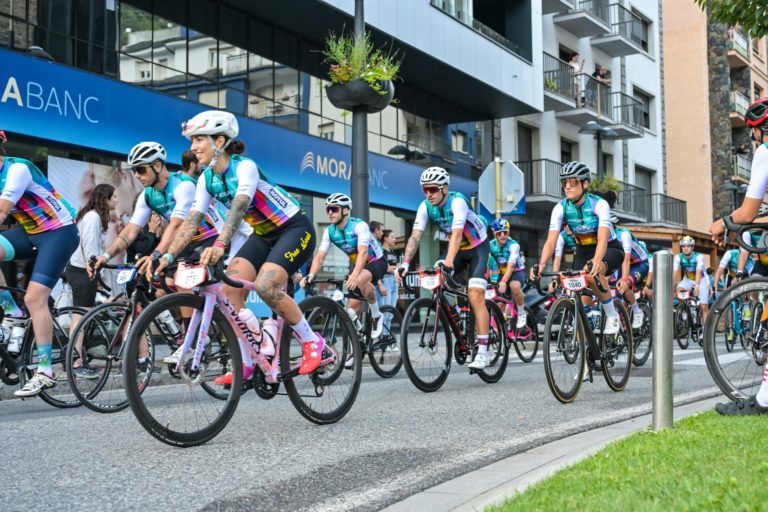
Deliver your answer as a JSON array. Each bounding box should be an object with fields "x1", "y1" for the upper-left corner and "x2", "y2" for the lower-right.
[{"x1": 694, "y1": 0, "x2": 768, "y2": 36}]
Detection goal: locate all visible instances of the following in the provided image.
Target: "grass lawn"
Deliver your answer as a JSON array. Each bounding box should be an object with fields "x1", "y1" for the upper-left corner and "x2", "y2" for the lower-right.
[{"x1": 488, "y1": 410, "x2": 768, "y2": 512}]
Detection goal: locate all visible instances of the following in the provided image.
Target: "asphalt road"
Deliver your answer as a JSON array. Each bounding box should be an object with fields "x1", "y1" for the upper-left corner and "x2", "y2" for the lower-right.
[{"x1": 0, "y1": 343, "x2": 722, "y2": 512}]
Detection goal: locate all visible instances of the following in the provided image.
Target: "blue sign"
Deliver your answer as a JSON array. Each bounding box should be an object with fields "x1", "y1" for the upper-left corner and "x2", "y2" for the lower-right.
[{"x1": 0, "y1": 48, "x2": 477, "y2": 210}]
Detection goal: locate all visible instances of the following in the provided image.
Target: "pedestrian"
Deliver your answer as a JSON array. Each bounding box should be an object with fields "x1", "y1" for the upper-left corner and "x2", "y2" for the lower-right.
[
  {"x1": 66, "y1": 183, "x2": 118, "y2": 378},
  {"x1": 380, "y1": 229, "x2": 400, "y2": 332},
  {"x1": 370, "y1": 220, "x2": 387, "y2": 302}
]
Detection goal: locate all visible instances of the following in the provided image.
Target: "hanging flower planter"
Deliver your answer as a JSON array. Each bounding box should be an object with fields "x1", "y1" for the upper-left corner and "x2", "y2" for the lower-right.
[{"x1": 326, "y1": 78, "x2": 395, "y2": 113}]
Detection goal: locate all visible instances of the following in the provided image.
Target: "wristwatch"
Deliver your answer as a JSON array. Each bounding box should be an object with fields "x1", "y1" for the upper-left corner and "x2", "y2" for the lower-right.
[{"x1": 151, "y1": 250, "x2": 162, "y2": 259}]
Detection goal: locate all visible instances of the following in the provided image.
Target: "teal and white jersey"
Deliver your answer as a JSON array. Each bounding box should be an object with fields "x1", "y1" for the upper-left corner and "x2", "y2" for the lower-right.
[
  {"x1": 319, "y1": 217, "x2": 383, "y2": 264},
  {"x1": 488, "y1": 238, "x2": 523, "y2": 273},
  {"x1": 674, "y1": 251, "x2": 704, "y2": 280},
  {"x1": 413, "y1": 191, "x2": 487, "y2": 250},
  {"x1": 548, "y1": 193, "x2": 614, "y2": 246},
  {"x1": 616, "y1": 227, "x2": 649, "y2": 264},
  {"x1": 718, "y1": 249, "x2": 754, "y2": 276},
  {"x1": 554, "y1": 230, "x2": 577, "y2": 257}
]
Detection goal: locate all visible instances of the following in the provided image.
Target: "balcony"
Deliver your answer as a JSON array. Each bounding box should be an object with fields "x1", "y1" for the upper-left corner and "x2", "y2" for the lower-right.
[
  {"x1": 407, "y1": 133, "x2": 453, "y2": 162},
  {"x1": 555, "y1": 73, "x2": 613, "y2": 125},
  {"x1": 728, "y1": 29, "x2": 750, "y2": 68},
  {"x1": 430, "y1": 0, "x2": 520, "y2": 55},
  {"x1": 647, "y1": 193, "x2": 687, "y2": 227},
  {"x1": 553, "y1": 0, "x2": 611, "y2": 38},
  {"x1": 733, "y1": 154, "x2": 751, "y2": 181},
  {"x1": 515, "y1": 159, "x2": 564, "y2": 206},
  {"x1": 591, "y1": 4, "x2": 645, "y2": 57},
  {"x1": 543, "y1": 53, "x2": 577, "y2": 111},
  {"x1": 607, "y1": 92, "x2": 644, "y2": 138},
  {"x1": 542, "y1": 0, "x2": 575, "y2": 15},
  {"x1": 614, "y1": 181, "x2": 647, "y2": 222},
  {"x1": 730, "y1": 90, "x2": 749, "y2": 127}
]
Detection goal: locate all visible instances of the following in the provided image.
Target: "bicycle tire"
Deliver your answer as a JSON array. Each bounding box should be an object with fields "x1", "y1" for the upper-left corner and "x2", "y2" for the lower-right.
[
  {"x1": 632, "y1": 301, "x2": 653, "y2": 366},
  {"x1": 123, "y1": 293, "x2": 241, "y2": 447},
  {"x1": 513, "y1": 306, "x2": 540, "y2": 363},
  {"x1": 724, "y1": 303, "x2": 738, "y2": 353},
  {"x1": 475, "y1": 299, "x2": 509, "y2": 383},
  {"x1": 401, "y1": 297, "x2": 452, "y2": 392},
  {"x1": 675, "y1": 304, "x2": 690, "y2": 350},
  {"x1": 704, "y1": 277, "x2": 768, "y2": 401},
  {"x1": 20, "y1": 306, "x2": 87, "y2": 408},
  {"x1": 601, "y1": 300, "x2": 633, "y2": 392},
  {"x1": 367, "y1": 305, "x2": 403, "y2": 378},
  {"x1": 750, "y1": 301, "x2": 763, "y2": 351},
  {"x1": 543, "y1": 297, "x2": 584, "y2": 403},
  {"x1": 281, "y1": 295, "x2": 362, "y2": 424}
]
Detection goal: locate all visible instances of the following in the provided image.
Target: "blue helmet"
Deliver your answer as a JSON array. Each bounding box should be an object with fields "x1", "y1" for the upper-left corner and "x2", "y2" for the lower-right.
[{"x1": 491, "y1": 219, "x2": 510, "y2": 233}]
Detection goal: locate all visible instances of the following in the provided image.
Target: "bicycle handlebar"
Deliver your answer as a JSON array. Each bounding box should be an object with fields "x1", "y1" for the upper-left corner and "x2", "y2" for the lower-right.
[
  {"x1": 723, "y1": 216, "x2": 768, "y2": 254},
  {"x1": 531, "y1": 261, "x2": 608, "y2": 295}
]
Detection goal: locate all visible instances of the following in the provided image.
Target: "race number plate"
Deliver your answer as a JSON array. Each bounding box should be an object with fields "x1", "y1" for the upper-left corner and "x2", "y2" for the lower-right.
[
  {"x1": 676, "y1": 289, "x2": 690, "y2": 300},
  {"x1": 116, "y1": 268, "x2": 137, "y2": 285},
  {"x1": 485, "y1": 288, "x2": 497, "y2": 300},
  {"x1": 419, "y1": 272, "x2": 442, "y2": 291},
  {"x1": 560, "y1": 274, "x2": 587, "y2": 291},
  {"x1": 175, "y1": 262, "x2": 207, "y2": 289}
]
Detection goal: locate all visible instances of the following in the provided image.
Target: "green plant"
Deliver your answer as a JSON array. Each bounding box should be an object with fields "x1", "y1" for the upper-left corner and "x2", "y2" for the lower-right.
[
  {"x1": 544, "y1": 77, "x2": 558, "y2": 92},
  {"x1": 591, "y1": 175, "x2": 622, "y2": 194},
  {"x1": 322, "y1": 30, "x2": 401, "y2": 94}
]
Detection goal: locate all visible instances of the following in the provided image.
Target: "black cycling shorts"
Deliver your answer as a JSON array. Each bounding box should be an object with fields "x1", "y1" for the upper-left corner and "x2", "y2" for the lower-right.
[
  {"x1": 364, "y1": 257, "x2": 388, "y2": 283},
  {"x1": 441, "y1": 238, "x2": 491, "y2": 281},
  {"x1": 234, "y1": 213, "x2": 316, "y2": 276},
  {"x1": 572, "y1": 239, "x2": 624, "y2": 276}
]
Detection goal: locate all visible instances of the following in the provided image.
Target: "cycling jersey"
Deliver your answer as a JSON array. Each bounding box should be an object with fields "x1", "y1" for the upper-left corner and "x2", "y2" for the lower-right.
[
  {"x1": 548, "y1": 193, "x2": 614, "y2": 246},
  {"x1": 488, "y1": 238, "x2": 524, "y2": 274},
  {"x1": 742, "y1": 231, "x2": 768, "y2": 266},
  {"x1": 0, "y1": 157, "x2": 74, "y2": 234},
  {"x1": 413, "y1": 191, "x2": 487, "y2": 250},
  {"x1": 718, "y1": 249, "x2": 754, "y2": 276},
  {"x1": 617, "y1": 227, "x2": 650, "y2": 264},
  {"x1": 318, "y1": 217, "x2": 384, "y2": 264},
  {"x1": 554, "y1": 231, "x2": 577, "y2": 257},
  {"x1": 745, "y1": 143, "x2": 768, "y2": 200},
  {"x1": 673, "y1": 251, "x2": 704, "y2": 280},
  {"x1": 192, "y1": 154, "x2": 301, "y2": 236}
]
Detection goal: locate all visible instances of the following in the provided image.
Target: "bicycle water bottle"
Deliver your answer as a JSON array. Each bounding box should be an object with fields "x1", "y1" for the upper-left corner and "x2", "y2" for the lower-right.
[
  {"x1": 261, "y1": 318, "x2": 277, "y2": 356},
  {"x1": 5, "y1": 318, "x2": 24, "y2": 354},
  {"x1": 157, "y1": 310, "x2": 180, "y2": 337},
  {"x1": 346, "y1": 307, "x2": 363, "y2": 330},
  {"x1": 0, "y1": 321, "x2": 11, "y2": 352}
]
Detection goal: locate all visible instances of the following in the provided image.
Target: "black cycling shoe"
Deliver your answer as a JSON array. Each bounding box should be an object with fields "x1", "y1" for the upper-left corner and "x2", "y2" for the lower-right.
[{"x1": 715, "y1": 395, "x2": 768, "y2": 416}]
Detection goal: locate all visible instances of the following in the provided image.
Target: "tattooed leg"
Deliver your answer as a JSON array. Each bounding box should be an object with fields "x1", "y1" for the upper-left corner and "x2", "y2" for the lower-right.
[
  {"x1": 224, "y1": 257, "x2": 256, "y2": 311},
  {"x1": 255, "y1": 263, "x2": 303, "y2": 323}
]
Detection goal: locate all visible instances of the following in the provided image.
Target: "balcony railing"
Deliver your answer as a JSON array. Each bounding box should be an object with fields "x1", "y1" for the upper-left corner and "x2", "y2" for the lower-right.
[
  {"x1": 612, "y1": 92, "x2": 644, "y2": 131},
  {"x1": 430, "y1": 0, "x2": 520, "y2": 55},
  {"x1": 733, "y1": 154, "x2": 751, "y2": 180},
  {"x1": 728, "y1": 29, "x2": 750, "y2": 59},
  {"x1": 614, "y1": 181, "x2": 647, "y2": 218},
  {"x1": 515, "y1": 159, "x2": 563, "y2": 198},
  {"x1": 647, "y1": 193, "x2": 687, "y2": 226},
  {"x1": 543, "y1": 52, "x2": 576, "y2": 100},
  {"x1": 608, "y1": 3, "x2": 646, "y2": 48},
  {"x1": 572, "y1": 0, "x2": 610, "y2": 25},
  {"x1": 407, "y1": 133, "x2": 452, "y2": 160},
  {"x1": 730, "y1": 90, "x2": 749, "y2": 117},
  {"x1": 579, "y1": 73, "x2": 613, "y2": 119}
]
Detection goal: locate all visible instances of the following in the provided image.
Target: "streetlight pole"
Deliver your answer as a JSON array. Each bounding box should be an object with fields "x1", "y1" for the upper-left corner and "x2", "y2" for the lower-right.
[
  {"x1": 595, "y1": 130, "x2": 604, "y2": 182},
  {"x1": 351, "y1": 0, "x2": 369, "y2": 222},
  {"x1": 579, "y1": 121, "x2": 618, "y2": 183}
]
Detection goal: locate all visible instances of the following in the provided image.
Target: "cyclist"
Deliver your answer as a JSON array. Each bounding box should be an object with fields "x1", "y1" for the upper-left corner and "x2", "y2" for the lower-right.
[
  {"x1": 488, "y1": 218, "x2": 527, "y2": 328},
  {"x1": 0, "y1": 130, "x2": 80, "y2": 397},
  {"x1": 672, "y1": 235, "x2": 709, "y2": 325},
  {"x1": 710, "y1": 97, "x2": 768, "y2": 415},
  {"x1": 301, "y1": 193, "x2": 386, "y2": 347},
  {"x1": 643, "y1": 243, "x2": 655, "y2": 300},
  {"x1": 395, "y1": 166, "x2": 492, "y2": 369},
  {"x1": 713, "y1": 248, "x2": 754, "y2": 293},
  {"x1": 738, "y1": 203, "x2": 768, "y2": 277},
  {"x1": 530, "y1": 161, "x2": 624, "y2": 335},
  {"x1": 155, "y1": 110, "x2": 322, "y2": 381},
  {"x1": 613, "y1": 218, "x2": 650, "y2": 329}
]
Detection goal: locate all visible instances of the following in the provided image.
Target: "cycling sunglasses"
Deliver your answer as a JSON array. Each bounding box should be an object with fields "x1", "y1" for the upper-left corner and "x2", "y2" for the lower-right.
[
  {"x1": 422, "y1": 185, "x2": 443, "y2": 195},
  {"x1": 132, "y1": 164, "x2": 153, "y2": 175},
  {"x1": 326, "y1": 206, "x2": 341, "y2": 214}
]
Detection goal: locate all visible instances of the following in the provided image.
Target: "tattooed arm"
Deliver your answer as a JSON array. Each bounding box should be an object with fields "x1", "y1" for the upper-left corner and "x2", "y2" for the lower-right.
[
  {"x1": 217, "y1": 194, "x2": 250, "y2": 247},
  {"x1": 166, "y1": 211, "x2": 203, "y2": 257},
  {"x1": 403, "y1": 229, "x2": 423, "y2": 264}
]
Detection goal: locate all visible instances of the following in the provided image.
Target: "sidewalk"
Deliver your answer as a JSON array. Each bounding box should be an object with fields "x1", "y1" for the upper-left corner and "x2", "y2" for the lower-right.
[{"x1": 381, "y1": 396, "x2": 721, "y2": 512}]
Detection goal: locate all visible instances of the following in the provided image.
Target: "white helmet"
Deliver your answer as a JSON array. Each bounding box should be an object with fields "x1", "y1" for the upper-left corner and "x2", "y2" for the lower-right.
[
  {"x1": 127, "y1": 142, "x2": 166, "y2": 166},
  {"x1": 181, "y1": 110, "x2": 239, "y2": 140},
  {"x1": 420, "y1": 166, "x2": 450, "y2": 186},
  {"x1": 325, "y1": 193, "x2": 352, "y2": 209}
]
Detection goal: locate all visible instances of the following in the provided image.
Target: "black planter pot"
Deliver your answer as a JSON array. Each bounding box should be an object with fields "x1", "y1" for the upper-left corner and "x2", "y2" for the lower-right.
[{"x1": 326, "y1": 78, "x2": 394, "y2": 113}]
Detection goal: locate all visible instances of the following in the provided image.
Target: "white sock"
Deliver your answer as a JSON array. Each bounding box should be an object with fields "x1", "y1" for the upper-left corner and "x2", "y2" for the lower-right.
[
  {"x1": 477, "y1": 344, "x2": 488, "y2": 355},
  {"x1": 517, "y1": 304, "x2": 524, "y2": 315},
  {"x1": 369, "y1": 300, "x2": 381, "y2": 318},
  {"x1": 291, "y1": 317, "x2": 318, "y2": 343},
  {"x1": 239, "y1": 340, "x2": 254, "y2": 368},
  {"x1": 602, "y1": 299, "x2": 617, "y2": 317},
  {"x1": 756, "y1": 366, "x2": 768, "y2": 407},
  {"x1": 631, "y1": 302, "x2": 641, "y2": 314}
]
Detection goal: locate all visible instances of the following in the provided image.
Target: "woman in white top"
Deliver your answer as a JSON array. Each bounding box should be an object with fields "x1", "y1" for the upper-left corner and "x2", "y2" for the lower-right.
[{"x1": 66, "y1": 183, "x2": 118, "y2": 378}]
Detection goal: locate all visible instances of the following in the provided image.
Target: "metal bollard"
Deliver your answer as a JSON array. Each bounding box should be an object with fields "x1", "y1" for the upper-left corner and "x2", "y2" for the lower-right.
[{"x1": 652, "y1": 250, "x2": 674, "y2": 431}]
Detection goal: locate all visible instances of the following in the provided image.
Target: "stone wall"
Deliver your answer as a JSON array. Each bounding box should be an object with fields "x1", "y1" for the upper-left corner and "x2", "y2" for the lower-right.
[{"x1": 0, "y1": 0, "x2": 36, "y2": 50}]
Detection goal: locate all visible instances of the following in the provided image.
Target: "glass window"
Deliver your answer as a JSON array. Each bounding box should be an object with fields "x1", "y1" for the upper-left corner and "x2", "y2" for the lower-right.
[
  {"x1": 452, "y1": 130, "x2": 467, "y2": 153},
  {"x1": 632, "y1": 88, "x2": 652, "y2": 130},
  {"x1": 199, "y1": 89, "x2": 227, "y2": 109},
  {"x1": 319, "y1": 122, "x2": 334, "y2": 140},
  {"x1": 560, "y1": 139, "x2": 572, "y2": 163}
]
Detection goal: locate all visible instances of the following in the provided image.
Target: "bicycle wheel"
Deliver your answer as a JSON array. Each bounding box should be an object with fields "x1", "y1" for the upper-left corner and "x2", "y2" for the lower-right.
[
  {"x1": 704, "y1": 278, "x2": 768, "y2": 401},
  {"x1": 632, "y1": 301, "x2": 653, "y2": 366},
  {"x1": 543, "y1": 297, "x2": 584, "y2": 403},
  {"x1": 367, "y1": 305, "x2": 403, "y2": 378},
  {"x1": 513, "y1": 306, "x2": 540, "y2": 363},
  {"x1": 65, "y1": 301, "x2": 156, "y2": 413},
  {"x1": 123, "y1": 293, "x2": 240, "y2": 447},
  {"x1": 601, "y1": 301, "x2": 633, "y2": 392},
  {"x1": 675, "y1": 304, "x2": 690, "y2": 350},
  {"x1": 401, "y1": 297, "x2": 452, "y2": 392},
  {"x1": 281, "y1": 295, "x2": 361, "y2": 424},
  {"x1": 723, "y1": 303, "x2": 738, "y2": 353},
  {"x1": 474, "y1": 299, "x2": 509, "y2": 383},
  {"x1": 20, "y1": 306, "x2": 87, "y2": 408},
  {"x1": 749, "y1": 301, "x2": 763, "y2": 350}
]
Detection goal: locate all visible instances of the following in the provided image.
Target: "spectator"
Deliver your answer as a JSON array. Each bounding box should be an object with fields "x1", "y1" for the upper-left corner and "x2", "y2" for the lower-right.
[
  {"x1": 569, "y1": 52, "x2": 585, "y2": 107},
  {"x1": 370, "y1": 221, "x2": 383, "y2": 242},
  {"x1": 592, "y1": 65, "x2": 611, "y2": 85},
  {"x1": 379, "y1": 230, "x2": 400, "y2": 333},
  {"x1": 181, "y1": 150, "x2": 200, "y2": 179}
]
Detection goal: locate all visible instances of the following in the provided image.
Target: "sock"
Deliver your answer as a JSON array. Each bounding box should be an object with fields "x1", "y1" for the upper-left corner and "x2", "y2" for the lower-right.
[
  {"x1": 631, "y1": 302, "x2": 641, "y2": 314},
  {"x1": 516, "y1": 304, "x2": 524, "y2": 315},
  {"x1": 138, "y1": 357, "x2": 147, "y2": 364},
  {"x1": 601, "y1": 299, "x2": 617, "y2": 317},
  {"x1": 369, "y1": 300, "x2": 381, "y2": 318},
  {"x1": 477, "y1": 335, "x2": 489, "y2": 350},
  {"x1": 239, "y1": 339, "x2": 254, "y2": 368},
  {"x1": 291, "y1": 317, "x2": 318, "y2": 343},
  {"x1": 756, "y1": 365, "x2": 768, "y2": 407},
  {"x1": 37, "y1": 343, "x2": 53, "y2": 377}
]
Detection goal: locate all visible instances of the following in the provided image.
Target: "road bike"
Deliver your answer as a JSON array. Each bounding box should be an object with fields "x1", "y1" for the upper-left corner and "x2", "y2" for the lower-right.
[
  {"x1": 485, "y1": 284, "x2": 539, "y2": 363},
  {"x1": 674, "y1": 287, "x2": 702, "y2": 349}
]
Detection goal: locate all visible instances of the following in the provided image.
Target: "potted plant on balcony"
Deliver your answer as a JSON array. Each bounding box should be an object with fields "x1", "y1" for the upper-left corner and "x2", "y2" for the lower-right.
[
  {"x1": 590, "y1": 175, "x2": 622, "y2": 207},
  {"x1": 322, "y1": 30, "x2": 400, "y2": 113}
]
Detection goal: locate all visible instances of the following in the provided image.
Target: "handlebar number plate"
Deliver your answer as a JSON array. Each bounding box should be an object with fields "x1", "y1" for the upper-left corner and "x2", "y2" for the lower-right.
[
  {"x1": 485, "y1": 288, "x2": 496, "y2": 300},
  {"x1": 419, "y1": 272, "x2": 442, "y2": 291},
  {"x1": 116, "y1": 268, "x2": 137, "y2": 285},
  {"x1": 175, "y1": 262, "x2": 207, "y2": 289},
  {"x1": 560, "y1": 274, "x2": 587, "y2": 291}
]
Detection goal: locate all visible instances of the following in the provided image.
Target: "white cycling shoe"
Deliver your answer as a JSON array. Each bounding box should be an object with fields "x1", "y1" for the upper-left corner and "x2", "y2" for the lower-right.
[
  {"x1": 631, "y1": 310, "x2": 644, "y2": 329},
  {"x1": 468, "y1": 352, "x2": 489, "y2": 369},
  {"x1": 603, "y1": 315, "x2": 621, "y2": 336}
]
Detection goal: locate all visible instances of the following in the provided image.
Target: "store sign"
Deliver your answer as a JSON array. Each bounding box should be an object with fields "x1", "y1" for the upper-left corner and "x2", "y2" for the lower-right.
[{"x1": 0, "y1": 48, "x2": 476, "y2": 211}]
